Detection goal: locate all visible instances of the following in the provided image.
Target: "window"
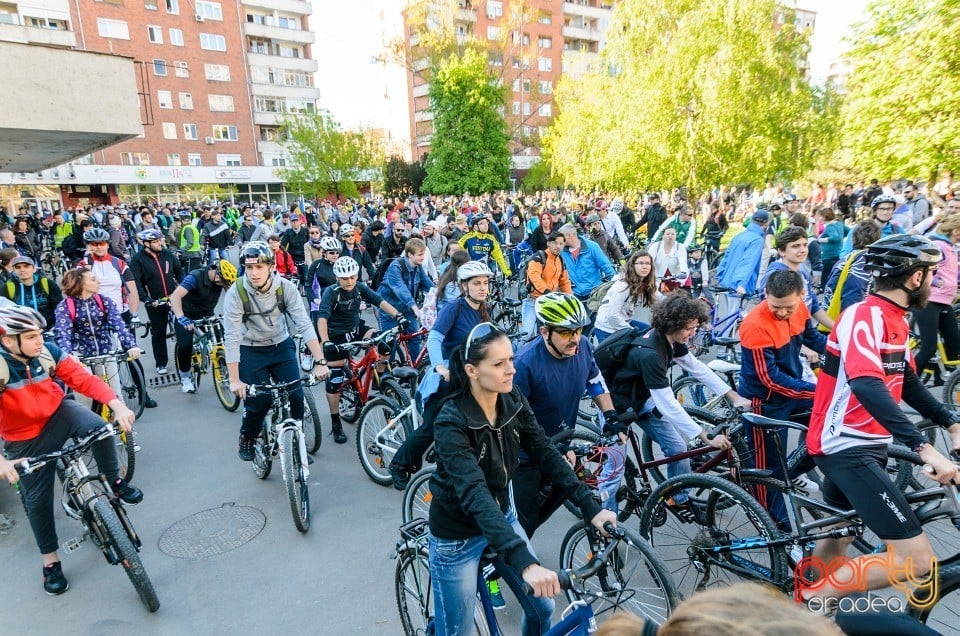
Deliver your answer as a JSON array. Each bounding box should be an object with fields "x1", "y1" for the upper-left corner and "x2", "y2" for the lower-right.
[
  {"x1": 167, "y1": 153, "x2": 181, "y2": 165},
  {"x1": 212, "y1": 125, "x2": 238, "y2": 141},
  {"x1": 162, "y1": 122, "x2": 177, "y2": 139},
  {"x1": 512, "y1": 101, "x2": 520, "y2": 115},
  {"x1": 523, "y1": 79, "x2": 531, "y2": 93},
  {"x1": 173, "y1": 61, "x2": 189, "y2": 78},
  {"x1": 27, "y1": 16, "x2": 68, "y2": 29},
  {"x1": 96, "y1": 18, "x2": 129, "y2": 39},
  {"x1": 286, "y1": 99, "x2": 314, "y2": 115},
  {"x1": 183, "y1": 123, "x2": 198, "y2": 140},
  {"x1": 538, "y1": 57, "x2": 552, "y2": 72},
  {"x1": 165, "y1": 0, "x2": 178, "y2": 14},
  {"x1": 157, "y1": 90, "x2": 172, "y2": 109},
  {"x1": 538, "y1": 103, "x2": 552, "y2": 117},
  {"x1": 489, "y1": 53, "x2": 503, "y2": 67},
  {"x1": 486, "y1": 26, "x2": 500, "y2": 40},
  {"x1": 539, "y1": 80, "x2": 553, "y2": 94},
  {"x1": 179, "y1": 92, "x2": 193, "y2": 109},
  {"x1": 260, "y1": 126, "x2": 282, "y2": 142},
  {"x1": 200, "y1": 33, "x2": 226, "y2": 51},
  {"x1": 152, "y1": 59, "x2": 167, "y2": 76},
  {"x1": 169, "y1": 28, "x2": 183, "y2": 46},
  {"x1": 277, "y1": 16, "x2": 298, "y2": 29},
  {"x1": 147, "y1": 25, "x2": 163, "y2": 44},
  {"x1": 538, "y1": 36, "x2": 552, "y2": 49},
  {"x1": 195, "y1": 0, "x2": 221, "y2": 20},
  {"x1": 216, "y1": 154, "x2": 241, "y2": 166},
  {"x1": 523, "y1": 102, "x2": 531, "y2": 116},
  {"x1": 522, "y1": 33, "x2": 530, "y2": 45},
  {"x1": 144, "y1": 0, "x2": 157, "y2": 9},
  {"x1": 512, "y1": 79, "x2": 520, "y2": 92},
  {"x1": 204, "y1": 63, "x2": 230, "y2": 81},
  {"x1": 208, "y1": 94, "x2": 235, "y2": 112},
  {"x1": 538, "y1": 11, "x2": 552, "y2": 25},
  {"x1": 187, "y1": 153, "x2": 202, "y2": 166},
  {"x1": 486, "y1": 0, "x2": 502, "y2": 18},
  {"x1": 120, "y1": 152, "x2": 150, "y2": 166},
  {"x1": 284, "y1": 70, "x2": 313, "y2": 87},
  {"x1": 279, "y1": 44, "x2": 300, "y2": 58},
  {"x1": 254, "y1": 96, "x2": 284, "y2": 113}
]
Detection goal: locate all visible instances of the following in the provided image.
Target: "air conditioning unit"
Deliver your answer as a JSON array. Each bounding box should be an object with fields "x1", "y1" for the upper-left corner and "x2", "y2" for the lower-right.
[
  {"x1": 204, "y1": 136, "x2": 215, "y2": 144},
  {"x1": 194, "y1": 14, "x2": 204, "y2": 22}
]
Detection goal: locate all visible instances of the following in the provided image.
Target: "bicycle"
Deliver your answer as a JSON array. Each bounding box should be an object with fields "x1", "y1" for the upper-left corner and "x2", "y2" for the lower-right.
[
  {"x1": 172, "y1": 315, "x2": 241, "y2": 412},
  {"x1": 329, "y1": 326, "x2": 410, "y2": 425},
  {"x1": 79, "y1": 350, "x2": 144, "y2": 482},
  {"x1": 15, "y1": 423, "x2": 159, "y2": 612},
  {"x1": 394, "y1": 517, "x2": 678, "y2": 635},
  {"x1": 384, "y1": 326, "x2": 430, "y2": 375},
  {"x1": 688, "y1": 287, "x2": 756, "y2": 358},
  {"x1": 357, "y1": 366, "x2": 421, "y2": 486},
  {"x1": 249, "y1": 376, "x2": 321, "y2": 533}
]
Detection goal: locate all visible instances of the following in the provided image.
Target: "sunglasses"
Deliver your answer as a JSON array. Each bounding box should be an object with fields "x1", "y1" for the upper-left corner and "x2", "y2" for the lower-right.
[
  {"x1": 309, "y1": 232, "x2": 321, "y2": 236},
  {"x1": 325, "y1": 250, "x2": 340, "y2": 255},
  {"x1": 465, "y1": 322, "x2": 505, "y2": 361}
]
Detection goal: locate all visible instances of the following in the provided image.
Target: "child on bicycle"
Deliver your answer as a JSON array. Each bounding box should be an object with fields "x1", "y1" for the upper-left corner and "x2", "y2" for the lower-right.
[
  {"x1": 0, "y1": 305, "x2": 142, "y2": 596},
  {"x1": 315, "y1": 257, "x2": 407, "y2": 444}
]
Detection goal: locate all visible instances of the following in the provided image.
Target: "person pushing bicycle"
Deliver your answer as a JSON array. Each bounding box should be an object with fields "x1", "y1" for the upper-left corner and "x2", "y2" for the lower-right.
[{"x1": 0, "y1": 305, "x2": 142, "y2": 596}]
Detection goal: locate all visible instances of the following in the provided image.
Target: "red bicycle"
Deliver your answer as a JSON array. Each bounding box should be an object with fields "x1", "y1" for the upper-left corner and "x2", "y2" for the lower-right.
[
  {"x1": 333, "y1": 327, "x2": 410, "y2": 424},
  {"x1": 385, "y1": 326, "x2": 430, "y2": 374}
]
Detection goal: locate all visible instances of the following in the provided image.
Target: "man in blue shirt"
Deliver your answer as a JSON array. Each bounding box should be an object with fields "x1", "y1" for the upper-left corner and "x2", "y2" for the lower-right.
[
  {"x1": 512, "y1": 292, "x2": 620, "y2": 538},
  {"x1": 556, "y1": 224, "x2": 616, "y2": 300},
  {"x1": 717, "y1": 209, "x2": 770, "y2": 295},
  {"x1": 376, "y1": 237, "x2": 434, "y2": 361},
  {"x1": 758, "y1": 226, "x2": 834, "y2": 332}
]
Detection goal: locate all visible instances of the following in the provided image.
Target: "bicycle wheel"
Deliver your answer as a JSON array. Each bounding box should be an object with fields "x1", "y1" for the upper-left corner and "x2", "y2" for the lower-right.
[
  {"x1": 396, "y1": 545, "x2": 433, "y2": 635},
  {"x1": 379, "y1": 376, "x2": 412, "y2": 407},
  {"x1": 909, "y1": 562, "x2": 960, "y2": 633},
  {"x1": 357, "y1": 396, "x2": 407, "y2": 486},
  {"x1": 944, "y1": 368, "x2": 960, "y2": 407},
  {"x1": 339, "y1": 384, "x2": 362, "y2": 424},
  {"x1": 638, "y1": 472, "x2": 788, "y2": 599},
  {"x1": 402, "y1": 468, "x2": 435, "y2": 524},
  {"x1": 280, "y1": 428, "x2": 310, "y2": 533},
  {"x1": 117, "y1": 361, "x2": 145, "y2": 420},
  {"x1": 672, "y1": 375, "x2": 736, "y2": 416},
  {"x1": 212, "y1": 350, "x2": 240, "y2": 412},
  {"x1": 302, "y1": 386, "x2": 322, "y2": 454},
  {"x1": 91, "y1": 498, "x2": 160, "y2": 612},
  {"x1": 559, "y1": 522, "x2": 680, "y2": 623},
  {"x1": 116, "y1": 431, "x2": 136, "y2": 483},
  {"x1": 253, "y1": 419, "x2": 273, "y2": 480}
]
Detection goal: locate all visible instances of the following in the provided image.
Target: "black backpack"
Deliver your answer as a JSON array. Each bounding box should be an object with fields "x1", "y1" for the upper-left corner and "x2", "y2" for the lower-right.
[
  {"x1": 370, "y1": 257, "x2": 399, "y2": 291},
  {"x1": 592, "y1": 326, "x2": 649, "y2": 384},
  {"x1": 520, "y1": 250, "x2": 564, "y2": 298}
]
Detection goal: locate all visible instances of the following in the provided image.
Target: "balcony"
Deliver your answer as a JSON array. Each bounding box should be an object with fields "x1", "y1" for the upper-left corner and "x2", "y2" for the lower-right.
[
  {"x1": 561, "y1": 49, "x2": 598, "y2": 78},
  {"x1": 246, "y1": 52, "x2": 317, "y2": 72},
  {"x1": 562, "y1": 1, "x2": 612, "y2": 20},
  {"x1": 240, "y1": 0, "x2": 311, "y2": 16},
  {"x1": 413, "y1": 110, "x2": 434, "y2": 123},
  {"x1": 244, "y1": 22, "x2": 315, "y2": 45},
  {"x1": 253, "y1": 112, "x2": 283, "y2": 126},
  {"x1": 257, "y1": 139, "x2": 284, "y2": 154},
  {"x1": 455, "y1": 8, "x2": 476, "y2": 22},
  {"x1": 412, "y1": 83, "x2": 429, "y2": 98},
  {"x1": 250, "y1": 82, "x2": 319, "y2": 100},
  {"x1": 0, "y1": 22, "x2": 76, "y2": 47},
  {"x1": 562, "y1": 25, "x2": 601, "y2": 42}
]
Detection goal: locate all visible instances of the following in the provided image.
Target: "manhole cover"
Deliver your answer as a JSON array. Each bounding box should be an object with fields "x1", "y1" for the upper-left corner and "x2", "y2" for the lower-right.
[{"x1": 158, "y1": 504, "x2": 265, "y2": 559}]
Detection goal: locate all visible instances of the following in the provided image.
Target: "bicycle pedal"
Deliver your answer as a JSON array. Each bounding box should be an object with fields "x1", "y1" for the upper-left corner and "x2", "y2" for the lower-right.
[{"x1": 62, "y1": 535, "x2": 86, "y2": 554}]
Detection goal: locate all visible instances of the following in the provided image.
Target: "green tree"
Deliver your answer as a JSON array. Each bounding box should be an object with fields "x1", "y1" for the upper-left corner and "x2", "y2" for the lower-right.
[
  {"x1": 546, "y1": 0, "x2": 827, "y2": 193},
  {"x1": 522, "y1": 156, "x2": 563, "y2": 191},
  {"x1": 278, "y1": 111, "x2": 384, "y2": 199},
  {"x1": 422, "y1": 48, "x2": 511, "y2": 194},
  {"x1": 839, "y1": 0, "x2": 960, "y2": 180},
  {"x1": 383, "y1": 155, "x2": 427, "y2": 198}
]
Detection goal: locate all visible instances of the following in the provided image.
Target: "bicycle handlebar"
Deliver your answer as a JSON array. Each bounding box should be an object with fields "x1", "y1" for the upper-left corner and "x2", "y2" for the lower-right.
[
  {"x1": 79, "y1": 350, "x2": 135, "y2": 366},
  {"x1": 17, "y1": 424, "x2": 116, "y2": 476},
  {"x1": 247, "y1": 375, "x2": 317, "y2": 397},
  {"x1": 523, "y1": 522, "x2": 625, "y2": 595},
  {"x1": 336, "y1": 327, "x2": 401, "y2": 354}
]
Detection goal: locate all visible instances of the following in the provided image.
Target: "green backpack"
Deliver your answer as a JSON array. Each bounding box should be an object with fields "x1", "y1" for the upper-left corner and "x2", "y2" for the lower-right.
[{"x1": 236, "y1": 278, "x2": 286, "y2": 322}]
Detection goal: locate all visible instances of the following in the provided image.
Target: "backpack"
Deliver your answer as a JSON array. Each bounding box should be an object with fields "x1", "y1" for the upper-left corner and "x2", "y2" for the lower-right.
[
  {"x1": 592, "y1": 325, "x2": 649, "y2": 385},
  {"x1": 370, "y1": 257, "x2": 399, "y2": 291},
  {"x1": 5, "y1": 277, "x2": 50, "y2": 299},
  {"x1": 0, "y1": 346, "x2": 56, "y2": 395},
  {"x1": 65, "y1": 294, "x2": 105, "y2": 322},
  {"x1": 236, "y1": 277, "x2": 286, "y2": 322},
  {"x1": 520, "y1": 250, "x2": 564, "y2": 297},
  {"x1": 584, "y1": 278, "x2": 617, "y2": 314}
]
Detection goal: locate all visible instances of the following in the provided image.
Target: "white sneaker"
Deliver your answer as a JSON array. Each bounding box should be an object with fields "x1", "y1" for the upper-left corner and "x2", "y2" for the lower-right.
[
  {"x1": 156, "y1": 366, "x2": 168, "y2": 375},
  {"x1": 791, "y1": 475, "x2": 820, "y2": 495},
  {"x1": 181, "y1": 378, "x2": 196, "y2": 394}
]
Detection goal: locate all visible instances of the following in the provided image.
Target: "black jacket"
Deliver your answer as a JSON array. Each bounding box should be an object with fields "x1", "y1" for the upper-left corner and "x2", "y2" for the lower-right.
[
  {"x1": 281, "y1": 226, "x2": 310, "y2": 261},
  {"x1": 361, "y1": 228, "x2": 384, "y2": 262},
  {"x1": 179, "y1": 268, "x2": 223, "y2": 319},
  {"x1": 428, "y1": 387, "x2": 601, "y2": 573},
  {"x1": 382, "y1": 234, "x2": 408, "y2": 260},
  {"x1": 130, "y1": 248, "x2": 183, "y2": 303},
  {"x1": 637, "y1": 203, "x2": 668, "y2": 239},
  {"x1": 341, "y1": 245, "x2": 376, "y2": 280}
]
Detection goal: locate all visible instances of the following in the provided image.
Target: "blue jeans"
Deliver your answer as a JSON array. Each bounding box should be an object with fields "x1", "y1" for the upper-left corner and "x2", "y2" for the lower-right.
[
  {"x1": 377, "y1": 309, "x2": 422, "y2": 361},
  {"x1": 521, "y1": 298, "x2": 537, "y2": 339},
  {"x1": 209, "y1": 247, "x2": 230, "y2": 263},
  {"x1": 429, "y1": 502, "x2": 553, "y2": 636},
  {"x1": 238, "y1": 338, "x2": 303, "y2": 439},
  {"x1": 636, "y1": 413, "x2": 692, "y2": 503}
]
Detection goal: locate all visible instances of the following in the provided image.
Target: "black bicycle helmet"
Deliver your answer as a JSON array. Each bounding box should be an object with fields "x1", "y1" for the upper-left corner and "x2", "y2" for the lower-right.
[
  {"x1": 83, "y1": 228, "x2": 110, "y2": 243},
  {"x1": 864, "y1": 234, "x2": 942, "y2": 278}
]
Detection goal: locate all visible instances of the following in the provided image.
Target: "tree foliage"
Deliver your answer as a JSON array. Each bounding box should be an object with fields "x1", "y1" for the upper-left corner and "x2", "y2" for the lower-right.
[
  {"x1": 383, "y1": 155, "x2": 427, "y2": 198},
  {"x1": 278, "y1": 110, "x2": 384, "y2": 199},
  {"x1": 546, "y1": 0, "x2": 828, "y2": 193},
  {"x1": 422, "y1": 48, "x2": 511, "y2": 194},
  {"x1": 839, "y1": 0, "x2": 960, "y2": 180}
]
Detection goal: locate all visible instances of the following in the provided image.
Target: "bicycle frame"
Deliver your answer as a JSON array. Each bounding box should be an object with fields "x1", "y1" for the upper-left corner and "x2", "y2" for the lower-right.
[{"x1": 390, "y1": 327, "x2": 428, "y2": 369}]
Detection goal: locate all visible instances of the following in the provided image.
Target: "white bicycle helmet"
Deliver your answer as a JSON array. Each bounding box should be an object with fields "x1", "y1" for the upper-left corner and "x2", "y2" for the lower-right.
[
  {"x1": 610, "y1": 199, "x2": 625, "y2": 214},
  {"x1": 319, "y1": 236, "x2": 342, "y2": 252},
  {"x1": 457, "y1": 261, "x2": 494, "y2": 282},
  {"x1": 0, "y1": 305, "x2": 47, "y2": 335},
  {"x1": 339, "y1": 224, "x2": 356, "y2": 238},
  {"x1": 332, "y1": 256, "x2": 360, "y2": 278}
]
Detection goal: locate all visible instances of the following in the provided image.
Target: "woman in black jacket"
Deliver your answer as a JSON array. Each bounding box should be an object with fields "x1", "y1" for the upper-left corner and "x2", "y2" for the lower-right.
[{"x1": 427, "y1": 322, "x2": 616, "y2": 636}]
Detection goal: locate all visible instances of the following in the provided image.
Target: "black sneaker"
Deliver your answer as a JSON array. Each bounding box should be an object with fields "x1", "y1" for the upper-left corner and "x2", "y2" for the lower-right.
[
  {"x1": 331, "y1": 425, "x2": 347, "y2": 445},
  {"x1": 238, "y1": 435, "x2": 255, "y2": 461},
  {"x1": 389, "y1": 462, "x2": 410, "y2": 491},
  {"x1": 43, "y1": 561, "x2": 69, "y2": 596},
  {"x1": 112, "y1": 478, "x2": 143, "y2": 505},
  {"x1": 144, "y1": 396, "x2": 158, "y2": 409}
]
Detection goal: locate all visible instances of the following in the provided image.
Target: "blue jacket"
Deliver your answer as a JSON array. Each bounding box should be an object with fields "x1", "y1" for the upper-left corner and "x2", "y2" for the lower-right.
[
  {"x1": 716, "y1": 222, "x2": 765, "y2": 293},
  {"x1": 377, "y1": 256, "x2": 434, "y2": 313},
  {"x1": 839, "y1": 220, "x2": 901, "y2": 258},
  {"x1": 559, "y1": 236, "x2": 616, "y2": 298}
]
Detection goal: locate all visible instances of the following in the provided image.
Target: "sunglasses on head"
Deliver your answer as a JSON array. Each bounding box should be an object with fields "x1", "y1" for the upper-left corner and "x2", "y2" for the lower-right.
[{"x1": 465, "y1": 322, "x2": 505, "y2": 361}]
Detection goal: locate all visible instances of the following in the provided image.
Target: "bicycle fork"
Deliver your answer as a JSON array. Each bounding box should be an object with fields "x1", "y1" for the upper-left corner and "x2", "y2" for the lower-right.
[{"x1": 278, "y1": 420, "x2": 310, "y2": 480}]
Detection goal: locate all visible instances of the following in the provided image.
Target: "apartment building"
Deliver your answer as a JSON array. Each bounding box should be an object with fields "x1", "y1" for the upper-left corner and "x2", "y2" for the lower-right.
[{"x1": 403, "y1": 0, "x2": 617, "y2": 165}]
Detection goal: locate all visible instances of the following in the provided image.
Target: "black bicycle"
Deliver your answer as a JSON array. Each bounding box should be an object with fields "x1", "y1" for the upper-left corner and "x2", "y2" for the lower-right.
[{"x1": 16, "y1": 424, "x2": 159, "y2": 612}]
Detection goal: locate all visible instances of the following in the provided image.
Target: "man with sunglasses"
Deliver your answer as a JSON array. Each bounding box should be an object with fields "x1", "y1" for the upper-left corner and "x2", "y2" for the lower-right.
[
  {"x1": 280, "y1": 213, "x2": 309, "y2": 288},
  {"x1": 651, "y1": 203, "x2": 698, "y2": 248},
  {"x1": 339, "y1": 224, "x2": 376, "y2": 281}
]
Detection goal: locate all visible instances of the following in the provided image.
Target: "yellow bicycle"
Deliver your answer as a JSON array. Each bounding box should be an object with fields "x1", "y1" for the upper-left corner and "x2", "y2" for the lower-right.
[
  {"x1": 173, "y1": 315, "x2": 240, "y2": 412},
  {"x1": 79, "y1": 350, "x2": 143, "y2": 482}
]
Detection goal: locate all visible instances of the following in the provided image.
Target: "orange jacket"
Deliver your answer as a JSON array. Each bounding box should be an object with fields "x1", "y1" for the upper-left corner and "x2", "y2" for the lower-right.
[{"x1": 526, "y1": 251, "x2": 572, "y2": 298}]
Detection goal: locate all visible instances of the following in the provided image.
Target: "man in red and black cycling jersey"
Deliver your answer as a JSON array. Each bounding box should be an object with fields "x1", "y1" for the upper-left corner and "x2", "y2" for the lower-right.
[
  {"x1": 0, "y1": 306, "x2": 142, "y2": 596},
  {"x1": 803, "y1": 234, "x2": 960, "y2": 606}
]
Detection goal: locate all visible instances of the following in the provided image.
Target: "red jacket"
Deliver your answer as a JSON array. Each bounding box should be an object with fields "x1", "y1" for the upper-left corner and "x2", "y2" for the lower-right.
[{"x1": 273, "y1": 248, "x2": 297, "y2": 276}]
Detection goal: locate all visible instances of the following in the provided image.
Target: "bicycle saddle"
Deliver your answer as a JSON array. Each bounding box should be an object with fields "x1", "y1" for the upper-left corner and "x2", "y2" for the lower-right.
[
  {"x1": 391, "y1": 367, "x2": 420, "y2": 381},
  {"x1": 741, "y1": 412, "x2": 808, "y2": 433},
  {"x1": 503, "y1": 298, "x2": 522, "y2": 308},
  {"x1": 708, "y1": 359, "x2": 741, "y2": 374},
  {"x1": 713, "y1": 336, "x2": 741, "y2": 347}
]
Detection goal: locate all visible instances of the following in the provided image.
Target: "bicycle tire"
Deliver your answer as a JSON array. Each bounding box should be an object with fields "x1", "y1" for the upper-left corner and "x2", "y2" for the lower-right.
[
  {"x1": 402, "y1": 467, "x2": 435, "y2": 524},
  {"x1": 672, "y1": 375, "x2": 736, "y2": 417},
  {"x1": 944, "y1": 368, "x2": 960, "y2": 408},
  {"x1": 118, "y1": 360, "x2": 146, "y2": 420},
  {"x1": 396, "y1": 545, "x2": 433, "y2": 635},
  {"x1": 908, "y1": 562, "x2": 960, "y2": 632},
  {"x1": 638, "y1": 472, "x2": 788, "y2": 599},
  {"x1": 253, "y1": 418, "x2": 273, "y2": 479},
  {"x1": 339, "y1": 384, "x2": 362, "y2": 424},
  {"x1": 559, "y1": 522, "x2": 680, "y2": 623},
  {"x1": 280, "y1": 428, "x2": 310, "y2": 533},
  {"x1": 92, "y1": 498, "x2": 160, "y2": 612},
  {"x1": 212, "y1": 349, "x2": 240, "y2": 411},
  {"x1": 357, "y1": 396, "x2": 407, "y2": 486},
  {"x1": 302, "y1": 386, "x2": 322, "y2": 454},
  {"x1": 379, "y1": 376, "x2": 412, "y2": 408},
  {"x1": 116, "y1": 431, "x2": 136, "y2": 483}
]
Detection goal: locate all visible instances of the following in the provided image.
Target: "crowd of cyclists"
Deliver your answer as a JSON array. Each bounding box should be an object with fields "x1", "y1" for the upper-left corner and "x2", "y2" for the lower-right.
[{"x1": 1, "y1": 176, "x2": 960, "y2": 634}]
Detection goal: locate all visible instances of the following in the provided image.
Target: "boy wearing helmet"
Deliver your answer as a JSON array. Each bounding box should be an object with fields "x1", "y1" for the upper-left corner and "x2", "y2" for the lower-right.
[
  {"x1": 803, "y1": 234, "x2": 960, "y2": 609},
  {"x1": 168, "y1": 259, "x2": 237, "y2": 393},
  {"x1": 316, "y1": 256, "x2": 405, "y2": 444},
  {"x1": 224, "y1": 241, "x2": 327, "y2": 460},
  {"x1": 0, "y1": 305, "x2": 142, "y2": 596},
  {"x1": 305, "y1": 236, "x2": 342, "y2": 330},
  {"x1": 838, "y1": 194, "x2": 903, "y2": 259},
  {"x1": 130, "y1": 229, "x2": 183, "y2": 375},
  {"x1": 458, "y1": 216, "x2": 511, "y2": 276}
]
